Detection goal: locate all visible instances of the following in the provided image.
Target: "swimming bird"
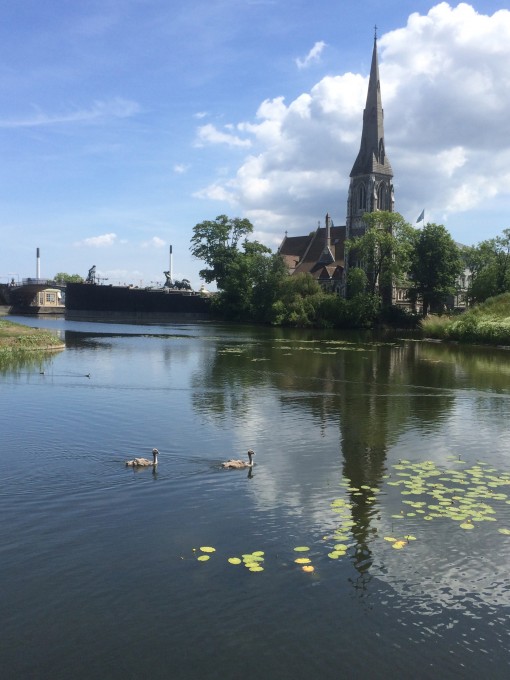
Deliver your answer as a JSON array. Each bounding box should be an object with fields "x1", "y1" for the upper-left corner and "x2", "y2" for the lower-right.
[
  {"x1": 126, "y1": 448, "x2": 159, "y2": 467},
  {"x1": 221, "y1": 449, "x2": 255, "y2": 469}
]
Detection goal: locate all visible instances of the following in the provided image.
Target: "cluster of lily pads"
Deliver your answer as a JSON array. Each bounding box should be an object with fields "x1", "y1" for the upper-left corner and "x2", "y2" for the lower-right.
[
  {"x1": 191, "y1": 457, "x2": 510, "y2": 574},
  {"x1": 193, "y1": 546, "x2": 316, "y2": 573},
  {"x1": 384, "y1": 458, "x2": 510, "y2": 532}
]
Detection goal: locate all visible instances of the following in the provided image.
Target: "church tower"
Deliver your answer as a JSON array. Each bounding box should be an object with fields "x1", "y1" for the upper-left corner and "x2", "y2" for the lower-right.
[{"x1": 346, "y1": 34, "x2": 394, "y2": 239}]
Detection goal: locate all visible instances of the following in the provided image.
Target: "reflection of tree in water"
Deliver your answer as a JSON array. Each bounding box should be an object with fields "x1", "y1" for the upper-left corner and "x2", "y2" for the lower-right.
[
  {"x1": 0, "y1": 350, "x2": 60, "y2": 376},
  {"x1": 190, "y1": 332, "x2": 467, "y2": 590}
]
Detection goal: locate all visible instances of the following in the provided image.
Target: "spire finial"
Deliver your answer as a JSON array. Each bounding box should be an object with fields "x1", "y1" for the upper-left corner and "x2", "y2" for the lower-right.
[{"x1": 374, "y1": 24, "x2": 378, "y2": 41}]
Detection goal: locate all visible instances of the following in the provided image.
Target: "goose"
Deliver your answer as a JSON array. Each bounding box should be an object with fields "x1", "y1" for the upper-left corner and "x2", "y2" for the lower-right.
[
  {"x1": 221, "y1": 449, "x2": 255, "y2": 469},
  {"x1": 126, "y1": 448, "x2": 159, "y2": 467}
]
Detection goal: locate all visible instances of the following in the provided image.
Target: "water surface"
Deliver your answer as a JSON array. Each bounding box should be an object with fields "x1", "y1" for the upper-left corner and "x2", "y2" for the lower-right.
[{"x1": 1, "y1": 317, "x2": 510, "y2": 679}]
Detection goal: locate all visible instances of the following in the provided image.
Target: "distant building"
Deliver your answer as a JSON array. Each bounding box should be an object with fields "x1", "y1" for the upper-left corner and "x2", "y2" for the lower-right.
[{"x1": 278, "y1": 34, "x2": 395, "y2": 297}]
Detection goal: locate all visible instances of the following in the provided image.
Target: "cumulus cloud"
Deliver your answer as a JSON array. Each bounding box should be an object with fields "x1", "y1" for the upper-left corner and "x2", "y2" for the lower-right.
[
  {"x1": 75, "y1": 233, "x2": 117, "y2": 247},
  {"x1": 296, "y1": 41, "x2": 327, "y2": 69},
  {"x1": 173, "y1": 163, "x2": 189, "y2": 174},
  {"x1": 194, "y1": 123, "x2": 252, "y2": 148},
  {"x1": 195, "y1": 3, "x2": 510, "y2": 244}
]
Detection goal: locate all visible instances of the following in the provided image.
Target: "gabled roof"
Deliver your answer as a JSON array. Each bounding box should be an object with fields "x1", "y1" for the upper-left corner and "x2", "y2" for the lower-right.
[{"x1": 281, "y1": 225, "x2": 346, "y2": 278}]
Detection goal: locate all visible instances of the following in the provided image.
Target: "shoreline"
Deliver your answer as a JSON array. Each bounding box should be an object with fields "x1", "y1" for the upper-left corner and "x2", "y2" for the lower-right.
[{"x1": 0, "y1": 319, "x2": 65, "y2": 354}]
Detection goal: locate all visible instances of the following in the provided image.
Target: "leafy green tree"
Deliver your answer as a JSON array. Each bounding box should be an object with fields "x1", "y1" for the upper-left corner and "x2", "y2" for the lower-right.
[
  {"x1": 408, "y1": 223, "x2": 463, "y2": 316},
  {"x1": 190, "y1": 215, "x2": 286, "y2": 321},
  {"x1": 53, "y1": 272, "x2": 84, "y2": 283},
  {"x1": 346, "y1": 267, "x2": 369, "y2": 299},
  {"x1": 190, "y1": 215, "x2": 254, "y2": 289},
  {"x1": 466, "y1": 229, "x2": 510, "y2": 303},
  {"x1": 345, "y1": 212, "x2": 415, "y2": 306}
]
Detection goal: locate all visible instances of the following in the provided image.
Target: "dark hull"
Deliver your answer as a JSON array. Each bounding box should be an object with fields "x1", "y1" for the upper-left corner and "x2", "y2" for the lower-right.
[{"x1": 65, "y1": 282, "x2": 211, "y2": 322}]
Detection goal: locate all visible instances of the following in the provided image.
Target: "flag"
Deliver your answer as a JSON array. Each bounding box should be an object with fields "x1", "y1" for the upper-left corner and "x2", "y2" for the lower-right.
[{"x1": 416, "y1": 210, "x2": 425, "y2": 223}]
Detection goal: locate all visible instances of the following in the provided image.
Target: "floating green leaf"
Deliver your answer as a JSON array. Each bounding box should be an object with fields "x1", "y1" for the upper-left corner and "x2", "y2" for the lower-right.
[
  {"x1": 200, "y1": 546, "x2": 216, "y2": 553},
  {"x1": 197, "y1": 555, "x2": 210, "y2": 561},
  {"x1": 228, "y1": 557, "x2": 242, "y2": 565},
  {"x1": 294, "y1": 546, "x2": 310, "y2": 552}
]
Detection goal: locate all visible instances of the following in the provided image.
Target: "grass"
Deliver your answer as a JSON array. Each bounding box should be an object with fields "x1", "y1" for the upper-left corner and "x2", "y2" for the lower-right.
[
  {"x1": 0, "y1": 319, "x2": 65, "y2": 355},
  {"x1": 421, "y1": 293, "x2": 510, "y2": 346}
]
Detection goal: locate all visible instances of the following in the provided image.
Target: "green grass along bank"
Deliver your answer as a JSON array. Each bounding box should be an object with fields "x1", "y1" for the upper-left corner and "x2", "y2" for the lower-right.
[
  {"x1": 422, "y1": 293, "x2": 510, "y2": 346},
  {"x1": 0, "y1": 320, "x2": 65, "y2": 357}
]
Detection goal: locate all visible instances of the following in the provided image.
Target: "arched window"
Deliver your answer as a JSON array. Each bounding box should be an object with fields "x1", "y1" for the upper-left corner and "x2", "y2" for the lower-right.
[
  {"x1": 377, "y1": 183, "x2": 386, "y2": 210},
  {"x1": 358, "y1": 184, "x2": 365, "y2": 211}
]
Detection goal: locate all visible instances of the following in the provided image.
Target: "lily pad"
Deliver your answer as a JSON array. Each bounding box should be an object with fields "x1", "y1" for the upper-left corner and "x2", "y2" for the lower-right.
[
  {"x1": 459, "y1": 522, "x2": 475, "y2": 530},
  {"x1": 200, "y1": 546, "x2": 216, "y2": 553}
]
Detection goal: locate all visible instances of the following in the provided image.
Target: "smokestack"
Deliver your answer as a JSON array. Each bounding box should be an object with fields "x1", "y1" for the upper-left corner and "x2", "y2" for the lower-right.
[
  {"x1": 169, "y1": 245, "x2": 173, "y2": 282},
  {"x1": 36, "y1": 248, "x2": 41, "y2": 280}
]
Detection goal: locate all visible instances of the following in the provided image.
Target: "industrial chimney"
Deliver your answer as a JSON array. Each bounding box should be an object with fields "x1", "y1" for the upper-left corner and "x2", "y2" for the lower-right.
[{"x1": 36, "y1": 248, "x2": 41, "y2": 281}]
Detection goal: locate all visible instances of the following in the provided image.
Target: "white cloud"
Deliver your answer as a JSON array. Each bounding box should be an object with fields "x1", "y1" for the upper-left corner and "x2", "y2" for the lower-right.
[
  {"x1": 75, "y1": 233, "x2": 117, "y2": 247},
  {"x1": 194, "y1": 123, "x2": 252, "y2": 148},
  {"x1": 195, "y1": 3, "x2": 510, "y2": 244},
  {"x1": 173, "y1": 163, "x2": 189, "y2": 174},
  {"x1": 141, "y1": 236, "x2": 166, "y2": 248},
  {"x1": 0, "y1": 98, "x2": 140, "y2": 128},
  {"x1": 296, "y1": 41, "x2": 327, "y2": 69}
]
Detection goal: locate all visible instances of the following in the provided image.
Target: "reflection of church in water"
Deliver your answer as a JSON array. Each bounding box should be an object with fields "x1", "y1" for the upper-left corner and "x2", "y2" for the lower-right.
[{"x1": 278, "y1": 35, "x2": 394, "y2": 295}]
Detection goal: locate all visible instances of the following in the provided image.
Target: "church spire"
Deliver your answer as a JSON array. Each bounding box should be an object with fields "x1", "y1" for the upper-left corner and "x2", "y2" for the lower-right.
[
  {"x1": 346, "y1": 35, "x2": 394, "y2": 238},
  {"x1": 350, "y1": 35, "x2": 392, "y2": 177}
]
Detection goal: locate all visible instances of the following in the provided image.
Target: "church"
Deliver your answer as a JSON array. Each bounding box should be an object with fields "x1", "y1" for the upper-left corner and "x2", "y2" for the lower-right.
[{"x1": 278, "y1": 35, "x2": 395, "y2": 296}]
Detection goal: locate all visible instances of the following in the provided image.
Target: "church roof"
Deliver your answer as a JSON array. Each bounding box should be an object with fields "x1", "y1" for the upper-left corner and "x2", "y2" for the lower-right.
[
  {"x1": 350, "y1": 37, "x2": 393, "y2": 178},
  {"x1": 279, "y1": 225, "x2": 346, "y2": 277}
]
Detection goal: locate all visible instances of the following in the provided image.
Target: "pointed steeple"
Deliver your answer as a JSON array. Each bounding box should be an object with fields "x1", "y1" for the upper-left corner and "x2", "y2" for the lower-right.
[
  {"x1": 346, "y1": 34, "x2": 394, "y2": 239},
  {"x1": 350, "y1": 36, "x2": 392, "y2": 177}
]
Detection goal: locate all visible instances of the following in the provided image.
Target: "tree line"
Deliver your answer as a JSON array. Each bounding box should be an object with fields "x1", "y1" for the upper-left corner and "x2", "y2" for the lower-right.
[{"x1": 190, "y1": 214, "x2": 510, "y2": 327}]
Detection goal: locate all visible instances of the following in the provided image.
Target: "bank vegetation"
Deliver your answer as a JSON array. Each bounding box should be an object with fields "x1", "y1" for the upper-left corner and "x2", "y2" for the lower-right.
[
  {"x1": 0, "y1": 319, "x2": 64, "y2": 357},
  {"x1": 422, "y1": 293, "x2": 510, "y2": 346}
]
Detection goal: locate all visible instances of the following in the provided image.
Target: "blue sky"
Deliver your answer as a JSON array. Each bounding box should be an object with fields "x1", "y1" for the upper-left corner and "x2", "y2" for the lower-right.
[{"x1": 2, "y1": 0, "x2": 510, "y2": 287}]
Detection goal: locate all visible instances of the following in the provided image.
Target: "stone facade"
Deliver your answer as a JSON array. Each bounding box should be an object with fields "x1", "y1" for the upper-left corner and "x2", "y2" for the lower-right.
[{"x1": 278, "y1": 36, "x2": 393, "y2": 295}]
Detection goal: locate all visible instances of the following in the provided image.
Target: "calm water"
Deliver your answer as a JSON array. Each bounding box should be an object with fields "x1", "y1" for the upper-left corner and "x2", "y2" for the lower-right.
[{"x1": 1, "y1": 316, "x2": 510, "y2": 679}]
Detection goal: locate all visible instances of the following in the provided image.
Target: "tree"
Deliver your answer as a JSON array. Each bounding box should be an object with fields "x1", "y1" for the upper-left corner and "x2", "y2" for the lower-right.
[
  {"x1": 53, "y1": 272, "x2": 84, "y2": 283},
  {"x1": 346, "y1": 267, "x2": 369, "y2": 299},
  {"x1": 190, "y1": 215, "x2": 254, "y2": 289},
  {"x1": 345, "y1": 211, "x2": 415, "y2": 306},
  {"x1": 408, "y1": 223, "x2": 463, "y2": 316},
  {"x1": 465, "y1": 229, "x2": 510, "y2": 303},
  {"x1": 190, "y1": 215, "x2": 286, "y2": 321}
]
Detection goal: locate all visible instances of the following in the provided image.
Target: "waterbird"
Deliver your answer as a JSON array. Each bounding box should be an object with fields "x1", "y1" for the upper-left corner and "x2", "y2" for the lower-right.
[
  {"x1": 126, "y1": 448, "x2": 159, "y2": 467},
  {"x1": 221, "y1": 449, "x2": 255, "y2": 470}
]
